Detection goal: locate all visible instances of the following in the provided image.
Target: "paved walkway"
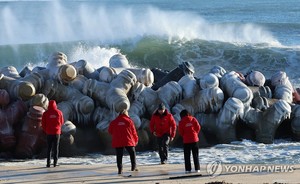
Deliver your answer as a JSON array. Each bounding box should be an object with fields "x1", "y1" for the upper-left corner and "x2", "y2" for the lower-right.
[{"x1": 1, "y1": 164, "x2": 299, "y2": 184}]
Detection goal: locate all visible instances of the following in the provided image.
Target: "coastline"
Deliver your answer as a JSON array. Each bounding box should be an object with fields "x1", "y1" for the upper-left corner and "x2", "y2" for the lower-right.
[{"x1": 1, "y1": 163, "x2": 299, "y2": 184}]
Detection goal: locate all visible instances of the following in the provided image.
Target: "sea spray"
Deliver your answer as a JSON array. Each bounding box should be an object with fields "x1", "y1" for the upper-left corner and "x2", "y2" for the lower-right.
[{"x1": 1, "y1": 1, "x2": 278, "y2": 45}]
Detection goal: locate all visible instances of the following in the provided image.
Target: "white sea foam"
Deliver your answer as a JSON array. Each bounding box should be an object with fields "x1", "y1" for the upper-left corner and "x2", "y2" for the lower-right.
[
  {"x1": 68, "y1": 45, "x2": 120, "y2": 68},
  {"x1": 1, "y1": 139, "x2": 300, "y2": 166}
]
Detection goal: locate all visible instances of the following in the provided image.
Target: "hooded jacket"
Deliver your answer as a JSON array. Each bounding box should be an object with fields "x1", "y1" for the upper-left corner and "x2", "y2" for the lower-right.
[
  {"x1": 150, "y1": 109, "x2": 177, "y2": 138},
  {"x1": 178, "y1": 115, "x2": 201, "y2": 143},
  {"x1": 108, "y1": 114, "x2": 138, "y2": 148},
  {"x1": 42, "y1": 100, "x2": 64, "y2": 135}
]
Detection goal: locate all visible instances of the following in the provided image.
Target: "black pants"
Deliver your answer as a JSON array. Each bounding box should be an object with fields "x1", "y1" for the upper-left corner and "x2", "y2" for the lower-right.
[
  {"x1": 183, "y1": 142, "x2": 200, "y2": 171},
  {"x1": 116, "y1": 146, "x2": 136, "y2": 173},
  {"x1": 157, "y1": 134, "x2": 170, "y2": 163},
  {"x1": 47, "y1": 134, "x2": 60, "y2": 166}
]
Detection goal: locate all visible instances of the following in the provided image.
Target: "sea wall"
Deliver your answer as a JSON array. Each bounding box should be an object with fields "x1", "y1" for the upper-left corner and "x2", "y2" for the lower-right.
[{"x1": 0, "y1": 52, "x2": 299, "y2": 158}]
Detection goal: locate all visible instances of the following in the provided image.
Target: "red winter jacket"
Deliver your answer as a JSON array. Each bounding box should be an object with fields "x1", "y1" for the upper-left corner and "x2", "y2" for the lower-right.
[
  {"x1": 108, "y1": 114, "x2": 138, "y2": 148},
  {"x1": 150, "y1": 110, "x2": 177, "y2": 138},
  {"x1": 42, "y1": 100, "x2": 64, "y2": 135},
  {"x1": 178, "y1": 115, "x2": 201, "y2": 144}
]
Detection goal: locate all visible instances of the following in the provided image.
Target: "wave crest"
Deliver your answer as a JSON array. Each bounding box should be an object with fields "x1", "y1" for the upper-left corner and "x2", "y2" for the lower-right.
[{"x1": 0, "y1": 1, "x2": 279, "y2": 45}]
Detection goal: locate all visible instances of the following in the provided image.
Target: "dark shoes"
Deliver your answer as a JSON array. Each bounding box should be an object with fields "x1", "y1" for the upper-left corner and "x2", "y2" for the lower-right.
[
  {"x1": 118, "y1": 169, "x2": 123, "y2": 175},
  {"x1": 53, "y1": 160, "x2": 60, "y2": 167},
  {"x1": 47, "y1": 159, "x2": 50, "y2": 167},
  {"x1": 161, "y1": 160, "x2": 167, "y2": 164},
  {"x1": 131, "y1": 168, "x2": 139, "y2": 171},
  {"x1": 46, "y1": 160, "x2": 59, "y2": 167}
]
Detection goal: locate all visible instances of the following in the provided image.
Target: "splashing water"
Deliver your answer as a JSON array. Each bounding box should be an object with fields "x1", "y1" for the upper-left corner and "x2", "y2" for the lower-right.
[{"x1": 0, "y1": 1, "x2": 279, "y2": 46}]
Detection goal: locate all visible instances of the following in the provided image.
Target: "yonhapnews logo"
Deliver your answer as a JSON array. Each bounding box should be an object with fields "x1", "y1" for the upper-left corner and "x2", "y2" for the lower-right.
[{"x1": 206, "y1": 160, "x2": 294, "y2": 177}]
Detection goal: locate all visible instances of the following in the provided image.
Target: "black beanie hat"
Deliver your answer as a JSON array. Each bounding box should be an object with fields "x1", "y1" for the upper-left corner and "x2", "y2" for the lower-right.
[{"x1": 158, "y1": 103, "x2": 166, "y2": 110}]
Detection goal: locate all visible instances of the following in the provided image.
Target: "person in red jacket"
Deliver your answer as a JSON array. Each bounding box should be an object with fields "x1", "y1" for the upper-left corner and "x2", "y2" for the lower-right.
[
  {"x1": 178, "y1": 109, "x2": 201, "y2": 173},
  {"x1": 150, "y1": 103, "x2": 176, "y2": 164},
  {"x1": 42, "y1": 100, "x2": 64, "y2": 167},
  {"x1": 108, "y1": 110, "x2": 139, "y2": 175}
]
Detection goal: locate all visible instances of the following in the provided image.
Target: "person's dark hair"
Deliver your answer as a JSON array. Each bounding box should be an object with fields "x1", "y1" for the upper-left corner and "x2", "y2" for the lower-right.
[
  {"x1": 158, "y1": 103, "x2": 166, "y2": 110},
  {"x1": 180, "y1": 109, "x2": 190, "y2": 118}
]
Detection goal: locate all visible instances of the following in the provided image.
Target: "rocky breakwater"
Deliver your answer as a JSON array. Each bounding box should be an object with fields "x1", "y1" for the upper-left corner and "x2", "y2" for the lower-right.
[{"x1": 0, "y1": 52, "x2": 299, "y2": 158}]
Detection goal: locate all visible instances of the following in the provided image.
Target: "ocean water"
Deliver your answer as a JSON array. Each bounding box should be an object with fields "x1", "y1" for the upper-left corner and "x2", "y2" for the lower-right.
[
  {"x1": 1, "y1": 0, "x2": 300, "y2": 165},
  {"x1": 1, "y1": 139, "x2": 300, "y2": 166}
]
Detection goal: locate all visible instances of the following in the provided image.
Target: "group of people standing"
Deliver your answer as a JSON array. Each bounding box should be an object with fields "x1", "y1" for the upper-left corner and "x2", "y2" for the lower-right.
[
  {"x1": 109, "y1": 103, "x2": 201, "y2": 174},
  {"x1": 41, "y1": 100, "x2": 201, "y2": 175}
]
